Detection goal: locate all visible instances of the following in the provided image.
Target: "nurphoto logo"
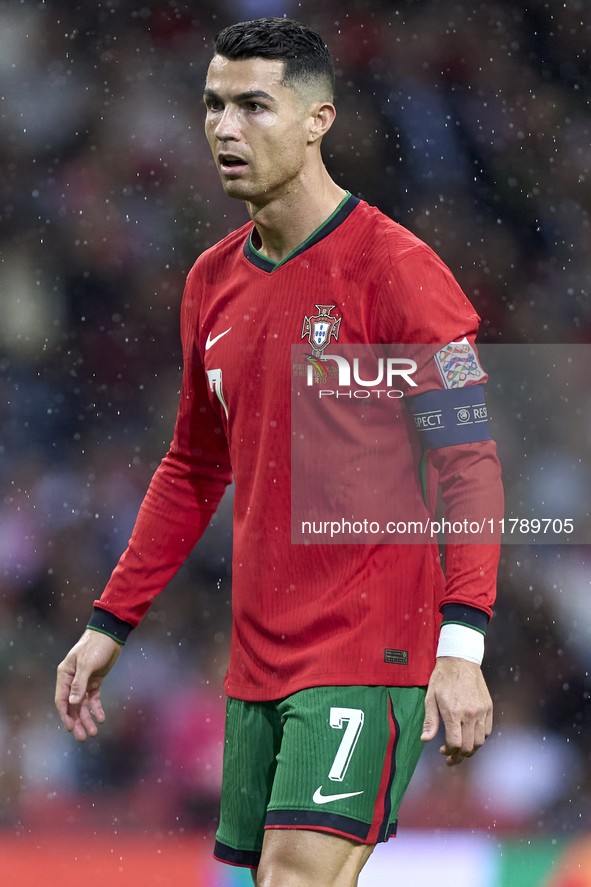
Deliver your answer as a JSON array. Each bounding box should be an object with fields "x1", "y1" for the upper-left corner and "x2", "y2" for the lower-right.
[{"x1": 306, "y1": 354, "x2": 417, "y2": 399}]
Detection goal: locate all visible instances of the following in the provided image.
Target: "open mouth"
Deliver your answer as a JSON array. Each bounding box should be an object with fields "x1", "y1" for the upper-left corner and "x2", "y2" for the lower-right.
[{"x1": 219, "y1": 155, "x2": 248, "y2": 173}]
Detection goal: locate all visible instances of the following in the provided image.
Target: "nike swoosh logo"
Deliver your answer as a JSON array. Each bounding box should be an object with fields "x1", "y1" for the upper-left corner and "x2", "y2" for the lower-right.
[
  {"x1": 205, "y1": 327, "x2": 232, "y2": 350},
  {"x1": 312, "y1": 786, "x2": 364, "y2": 805}
]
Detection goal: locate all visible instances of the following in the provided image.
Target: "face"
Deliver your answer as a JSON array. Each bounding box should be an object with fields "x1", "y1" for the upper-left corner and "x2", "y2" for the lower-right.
[{"x1": 204, "y1": 55, "x2": 316, "y2": 204}]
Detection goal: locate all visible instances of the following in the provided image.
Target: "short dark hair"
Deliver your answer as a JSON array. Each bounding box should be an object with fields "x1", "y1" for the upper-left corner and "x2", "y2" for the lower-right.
[{"x1": 214, "y1": 18, "x2": 335, "y2": 100}]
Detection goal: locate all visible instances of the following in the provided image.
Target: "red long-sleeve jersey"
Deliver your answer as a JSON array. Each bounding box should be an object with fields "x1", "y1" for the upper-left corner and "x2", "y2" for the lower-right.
[{"x1": 90, "y1": 195, "x2": 503, "y2": 700}]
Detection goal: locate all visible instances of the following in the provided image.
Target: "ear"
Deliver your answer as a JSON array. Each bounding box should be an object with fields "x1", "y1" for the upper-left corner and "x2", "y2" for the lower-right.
[{"x1": 307, "y1": 101, "x2": 336, "y2": 145}]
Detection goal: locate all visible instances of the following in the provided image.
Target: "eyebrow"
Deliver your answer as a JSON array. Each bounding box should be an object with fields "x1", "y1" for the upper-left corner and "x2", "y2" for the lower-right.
[{"x1": 203, "y1": 88, "x2": 276, "y2": 104}]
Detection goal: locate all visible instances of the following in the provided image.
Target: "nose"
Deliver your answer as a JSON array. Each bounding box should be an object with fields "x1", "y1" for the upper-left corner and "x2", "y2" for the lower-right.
[{"x1": 214, "y1": 105, "x2": 241, "y2": 142}]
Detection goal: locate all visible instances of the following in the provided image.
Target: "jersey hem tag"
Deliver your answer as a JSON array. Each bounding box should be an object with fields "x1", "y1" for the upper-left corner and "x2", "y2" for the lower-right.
[{"x1": 384, "y1": 649, "x2": 408, "y2": 665}]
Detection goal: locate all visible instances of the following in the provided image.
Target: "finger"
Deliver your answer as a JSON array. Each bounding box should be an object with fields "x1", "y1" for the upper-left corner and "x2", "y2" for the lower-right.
[
  {"x1": 55, "y1": 661, "x2": 74, "y2": 708},
  {"x1": 472, "y1": 713, "x2": 487, "y2": 751},
  {"x1": 70, "y1": 700, "x2": 99, "y2": 742},
  {"x1": 72, "y1": 716, "x2": 90, "y2": 742},
  {"x1": 55, "y1": 688, "x2": 75, "y2": 729},
  {"x1": 438, "y1": 712, "x2": 464, "y2": 764},
  {"x1": 465, "y1": 691, "x2": 493, "y2": 754},
  {"x1": 485, "y1": 701, "x2": 493, "y2": 737},
  {"x1": 441, "y1": 712, "x2": 463, "y2": 756},
  {"x1": 63, "y1": 684, "x2": 105, "y2": 741},
  {"x1": 68, "y1": 666, "x2": 93, "y2": 705},
  {"x1": 59, "y1": 709, "x2": 76, "y2": 732},
  {"x1": 420, "y1": 692, "x2": 440, "y2": 742},
  {"x1": 460, "y1": 717, "x2": 476, "y2": 755},
  {"x1": 55, "y1": 677, "x2": 77, "y2": 731},
  {"x1": 442, "y1": 746, "x2": 464, "y2": 766},
  {"x1": 78, "y1": 703, "x2": 99, "y2": 738},
  {"x1": 442, "y1": 714, "x2": 483, "y2": 765},
  {"x1": 88, "y1": 685, "x2": 106, "y2": 723}
]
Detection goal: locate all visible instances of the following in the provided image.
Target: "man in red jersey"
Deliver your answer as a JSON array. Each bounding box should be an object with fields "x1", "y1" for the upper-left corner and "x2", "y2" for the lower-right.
[{"x1": 56, "y1": 18, "x2": 503, "y2": 887}]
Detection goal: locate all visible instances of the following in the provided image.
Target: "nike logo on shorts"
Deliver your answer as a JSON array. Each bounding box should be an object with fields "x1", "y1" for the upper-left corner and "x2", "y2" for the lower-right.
[
  {"x1": 312, "y1": 786, "x2": 364, "y2": 805},
  {"x1": 205, "y1": 328, "x2": 232, "y2": 350}
]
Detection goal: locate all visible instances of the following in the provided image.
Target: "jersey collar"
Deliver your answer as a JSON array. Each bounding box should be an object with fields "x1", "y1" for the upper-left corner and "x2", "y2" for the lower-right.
[{"x1": 243, "y1": 192, "x2": 360, "y2": 273}]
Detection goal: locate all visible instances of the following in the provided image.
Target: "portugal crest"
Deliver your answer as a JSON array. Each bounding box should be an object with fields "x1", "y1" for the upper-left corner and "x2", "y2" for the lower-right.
[{"x1": 301, "y1": 304, "x2": 341, "y2": 358}]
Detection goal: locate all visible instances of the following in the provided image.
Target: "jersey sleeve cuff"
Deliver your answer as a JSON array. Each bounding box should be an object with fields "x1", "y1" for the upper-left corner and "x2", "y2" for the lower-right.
[
  {"x1": 87, "y1": 606, "x2": 134, "y2": 645},
  {"x1": 437, "y1": 623, "x2": 484, "y2": 665},
  {"x1": 440, "y1": 603, "x2": 489, "y2": 635}
]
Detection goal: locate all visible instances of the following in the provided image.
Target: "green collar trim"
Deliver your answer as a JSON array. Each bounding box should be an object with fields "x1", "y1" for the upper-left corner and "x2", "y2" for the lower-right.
[{"x1": 244, "y1": 192, "x2": 359, "y2": 273}]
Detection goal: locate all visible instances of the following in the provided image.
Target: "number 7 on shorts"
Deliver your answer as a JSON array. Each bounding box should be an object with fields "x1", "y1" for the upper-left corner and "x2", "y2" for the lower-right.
[{"x1": 328, "y1": 707, "x2": 364, "y2": 782}]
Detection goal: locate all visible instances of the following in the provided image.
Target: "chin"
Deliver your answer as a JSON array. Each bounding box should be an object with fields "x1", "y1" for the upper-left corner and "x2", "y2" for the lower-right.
[{"x1": 222, "y1": 180, "x2": 256, "y2": 201}]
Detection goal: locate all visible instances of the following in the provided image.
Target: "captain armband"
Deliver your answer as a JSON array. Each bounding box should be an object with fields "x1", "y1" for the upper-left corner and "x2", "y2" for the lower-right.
[{"x1": 407, "y1": 384, "x2": 491, "y2": 449}]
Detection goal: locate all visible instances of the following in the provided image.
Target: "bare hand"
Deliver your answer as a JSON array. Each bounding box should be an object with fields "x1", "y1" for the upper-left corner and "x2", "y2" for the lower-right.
[
  {"x1": 420, "y1": 656, "x2": 493, "y2": 766},
  {"x1": 55, "y1": 629, "x2": 122, "y2": 741}
]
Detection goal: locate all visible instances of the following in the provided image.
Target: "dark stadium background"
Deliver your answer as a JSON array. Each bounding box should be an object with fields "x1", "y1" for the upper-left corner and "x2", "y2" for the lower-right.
[{"x1": 0, "y1": 0, "x2": 589, "y2": 884}]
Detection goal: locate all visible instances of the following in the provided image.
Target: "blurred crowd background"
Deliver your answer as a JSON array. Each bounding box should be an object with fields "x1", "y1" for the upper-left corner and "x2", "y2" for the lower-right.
[{"x1": 0, "y1": 0, "x2": 590, "y2": 847}]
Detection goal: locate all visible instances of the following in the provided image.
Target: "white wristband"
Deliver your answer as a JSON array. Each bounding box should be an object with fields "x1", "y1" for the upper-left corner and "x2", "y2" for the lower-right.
[{"x1": 437, "y1": 623, "x2": 485, "y2": 665}]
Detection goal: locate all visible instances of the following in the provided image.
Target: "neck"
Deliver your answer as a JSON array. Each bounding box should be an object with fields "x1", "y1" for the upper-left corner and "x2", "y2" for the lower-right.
[{"x1": 246, "y1": 168, "x2": 347, "y2": 264}]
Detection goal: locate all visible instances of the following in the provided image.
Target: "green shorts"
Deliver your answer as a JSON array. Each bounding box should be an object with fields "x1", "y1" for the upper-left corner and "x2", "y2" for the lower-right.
[{"x1": 214, "y1": 685, "x2": 426, "y2": 868}]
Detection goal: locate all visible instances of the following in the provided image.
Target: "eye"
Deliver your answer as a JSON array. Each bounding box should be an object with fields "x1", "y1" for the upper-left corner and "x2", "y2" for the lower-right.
[
  {"x1": 246, "y1": 102, "x2": 263, "y2": 112},
  {"x1": 205, "y1": 98, "x2": 223, "y2": 112}
]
